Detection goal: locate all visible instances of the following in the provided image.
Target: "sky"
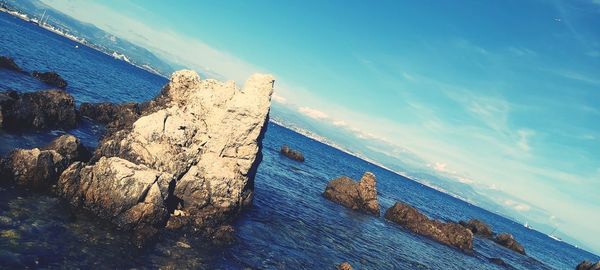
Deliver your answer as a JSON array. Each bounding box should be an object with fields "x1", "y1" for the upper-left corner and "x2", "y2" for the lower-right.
[{"x1": 39, "y1": 0, "x2": 600, "y2": 254}]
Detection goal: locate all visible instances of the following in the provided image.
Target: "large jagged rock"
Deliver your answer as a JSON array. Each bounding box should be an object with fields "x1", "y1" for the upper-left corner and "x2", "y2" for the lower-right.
[
  {"x1": 384, "y1": 202, "x2": 473, "y2": 252},
  {"x1": 32, "y1": 71, "x2": 68, "y2": 88},
  {"x1": 280, "y1": 145, "x2": 304, "y2": 162},
  {"x1": 576, "y1": 261, "x2": 600, "y2": 270},
  {"x1": 0, "y1": 135, "x2": 90, "y2": 189},
  {"x1": 78, "y1": 102, "x2": 142, "y2": 131},
  {"x1": 0, "y1": 56, "x2": 21, "y2": 72},
  {"x1": 0, "y1": 90, "x2": 77, "y2": 130},
  {"x1": 459, "y1": 219, "x2": 493, "y2": 237},
  {"x1": 323, "y1": 172, "x2": 380, "y2": 216},
  {"x1": 58, "y1": 70, "x2": 274, "y2": 237},
  {"x1": 494, "y1": 233, "x2": 526, "y2": 255}
]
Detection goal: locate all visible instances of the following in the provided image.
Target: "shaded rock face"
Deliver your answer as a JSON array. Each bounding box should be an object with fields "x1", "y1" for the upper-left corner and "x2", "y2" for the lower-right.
[
  {"x1": 0, "y1": 135, "x2": 90, "y2": 190},
  {"x1": 577, "y1": 261, "x2": 600, "y2": 270},
  {"x1": 32, "y1": 71, "x2": 68, "y2": 88},
  {"x1": 459, "y1": 219, "x2": 493, "y2": 237},
  {"x1": 58, "y1": 70, "x2": 274, "y2": 236},
  {"x1": 323, "y1": 172, "x2": 380, "y2": 216},
  {"x1": 79, "y1": 102, "x2": 142, "y2": 131},
  {"x1": 494, "y1": 233, "x2": 526, "y2": 255},
  {"x1": 0, "y1": 56, "x2": 21, "y2": 72},
  {"x1": 0, "y1": 90, "x2": 77, "y2": 131},
  {"x1": 337, "y1": 262, "x2": 353, "y2": 270},
  {"x1": 384, "y1": 202, "x2": 473, "y2": 252},
  {"x1": 280, "y1": 145, "x2": 304, "y2": 162}
]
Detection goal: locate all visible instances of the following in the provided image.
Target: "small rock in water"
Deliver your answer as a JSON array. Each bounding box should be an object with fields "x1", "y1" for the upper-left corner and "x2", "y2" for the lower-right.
[
  {"x1": 323, "y1": 172, "x2": 380, "y2": 216},
  {"x1": 280, "y1": 145, "x2": 304, "y2": 162},
  {"x1": 337, "y1": 262, "x2": 353, "y2": 270},
  {"x1": 494, "y1": 233, "x2": 526, "y2": 255},
  {"x1": 32, "y1": 71, "x2": 68, "y2": 88},
  {"x1": 489, "y1": 257, "x2": 507, "y2": 267},
  {"x1": 176, "y1": 241, "x2": 191, "y2": 249},
  {"x1": 384, "y1": 202, "x2": 473, "y2": 252},
  {"x1": 459, "y1": 219, "x2": 494, "y2": 237},
  {"x1": 0, "y1": 56, "x2": 21, "y2": 72}
]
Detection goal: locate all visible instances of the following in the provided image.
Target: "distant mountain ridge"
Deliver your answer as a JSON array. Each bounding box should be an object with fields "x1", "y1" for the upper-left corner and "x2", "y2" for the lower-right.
[{"x1": 1, "y1": 0, "x2": 175, "y2": 77}]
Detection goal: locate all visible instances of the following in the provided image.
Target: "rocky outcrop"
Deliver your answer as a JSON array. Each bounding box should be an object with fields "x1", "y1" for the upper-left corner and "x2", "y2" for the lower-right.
[
  {"x1": 280, "y1": 145, "x2": 304, "y2": 162},
  {"x1": 384, "y1": 202, "x2": 473, "y2": 252},
  {"x1": 57, "y1": 70, "x2": 274, "y2": 239},
  {"x1": 494, "y1": 233, "x2": 525, "y2": 255},
  {"x1": 32, "y1": 71, "x2": 68, "y2": 88},
  {"x1": 459, "y1": 219, "x2": 493, "y2": 237},
  {"x1": 489, "y1": 258, "x2": 507, "y2": 267},
  {"x1": 0, "y1": 56, "x2": 21, "y2": 72},
  {"x1": 576, "y1": 261, "x2": 600, "y2": 270},
  {"x1": 0, "y1": 135, "x2": 90, "y2": 190},
  {"x1": 323, "y1": 172, "x2": 380, "y2": 216},
  {"x1": 78, "y1": 102, "x2": 142, "y2": 131},
  {"x1": 0, "y1": 90, "x2": 77, "y2": 131},
  {"x1": 337, "y1": 262, "x2": 353, "y2": 270}
]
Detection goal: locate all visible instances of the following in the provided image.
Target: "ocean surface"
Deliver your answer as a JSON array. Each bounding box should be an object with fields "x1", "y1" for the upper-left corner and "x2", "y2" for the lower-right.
[{"x1": 1, "y1": 11, "x2": 598, "y2": 270}]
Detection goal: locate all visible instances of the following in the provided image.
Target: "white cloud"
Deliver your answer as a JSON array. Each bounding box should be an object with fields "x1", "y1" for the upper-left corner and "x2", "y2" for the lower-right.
[
  {"x1": 504, "y1": 199, "x2": 531, "y2": 212},
  {"x1": 271, "y1": 93, "x2": 287, "y2": 104},
  {"x1": 332, "y1": 120, "x2": 347, "y2": 127},
  {"x1": 297, "y1": 107, "x2": 329, "y2": 120}
]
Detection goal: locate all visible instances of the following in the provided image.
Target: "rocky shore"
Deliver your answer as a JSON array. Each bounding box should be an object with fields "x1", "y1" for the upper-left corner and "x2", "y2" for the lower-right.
[
  {"x1": 323, "y1": 172, "x2": 380, "y2": 216},
  {"x1": 459, "y1": 218, "x2": 526, "y2": 255},
  {"x1": 0, "y1": 69, "x2": 275, "y2": 246}
]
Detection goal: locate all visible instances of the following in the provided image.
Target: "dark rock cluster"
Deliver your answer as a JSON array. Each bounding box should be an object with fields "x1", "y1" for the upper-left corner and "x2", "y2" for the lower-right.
[
  {"x1": 280, "y1": 145, "x2": 304, "y2": 162},
  {"x1": 494, "y1": 233, "x2": 526, "y2": 255},
  {"x1": 0, "y1": 90, "x2": 77, "y2": 130},
  {"x1": 459, "y1": 218, "x2": 526, "y2": 255},
  {"x1": 384, "y1": 202, "x2": 473, "y2": 252},
  {"x1": 576, "y1": 261, "x2": 600, "y2": 270},
  {"x1": 323, "y1": 172, "x2": 380, "y2": 216},
  {"x1": 32, "y1": 71, "x2": 68, "y2": 88},
  {"x1": 459, "y1": 219, "x2": 493, "y2": 237}
]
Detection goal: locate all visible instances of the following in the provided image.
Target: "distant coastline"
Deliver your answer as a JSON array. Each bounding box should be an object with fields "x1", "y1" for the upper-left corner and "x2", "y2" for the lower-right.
[{"x1": 0, "y1": 5, "x2": 168, "y2": 79}]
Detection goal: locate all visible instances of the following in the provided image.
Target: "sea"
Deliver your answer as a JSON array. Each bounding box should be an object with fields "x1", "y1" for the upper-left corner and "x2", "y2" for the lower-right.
[{"x1": 1, "y1": 11, "x2": 598, "y2": 270}]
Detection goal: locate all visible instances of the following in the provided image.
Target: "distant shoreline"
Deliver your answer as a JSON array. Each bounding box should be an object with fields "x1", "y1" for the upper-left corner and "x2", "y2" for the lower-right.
[{"x1": 0, "y1": 6, "x2": 168, "y2": 79}]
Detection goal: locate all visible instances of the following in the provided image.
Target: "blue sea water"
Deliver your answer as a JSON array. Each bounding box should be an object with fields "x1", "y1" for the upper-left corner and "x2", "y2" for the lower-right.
[{"x1": 0, "y1": 11, "x2": 598, "y2": 269}]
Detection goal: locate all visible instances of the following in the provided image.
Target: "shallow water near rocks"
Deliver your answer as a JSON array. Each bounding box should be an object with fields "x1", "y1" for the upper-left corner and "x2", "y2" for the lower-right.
[{"x1": 1, "y1": 11, "x2": 599, "y2": 269}]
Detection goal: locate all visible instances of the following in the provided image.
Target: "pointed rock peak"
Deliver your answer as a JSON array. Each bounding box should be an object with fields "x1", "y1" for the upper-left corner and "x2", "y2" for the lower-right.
[
  {"x1": 360, "y1": 172, "x2": 376, "y2": 184},
  {"x1": 166, "y1": 70, "x2": 201, "y2": 101},
  {"x1": 243, "y1": 73, "x2": 275, "y2": 96}
]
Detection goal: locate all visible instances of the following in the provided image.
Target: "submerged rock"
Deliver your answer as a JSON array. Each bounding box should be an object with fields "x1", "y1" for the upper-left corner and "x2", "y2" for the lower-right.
[
  {"x1": 78, "y1": 102, "x2": 142, "y2": 131},
  {"x1": 576, "y1": 261, "x2": 600, "y2": 270},
  {"x1": 0, "y1": 90, "x2": 77, "y2": 131},
  {"x1": 384, "y1": 202, "x2": 473, "y2": 252},
  {"x1": 280, "y1": 145, "x2": 304, "y2": 162},
  {"x1": 494, "y1": 233, "x2": 526, "y2": 255},
  {"x1": 0, "y1": 56, "x2": 21, "y2": 72},
  {"x1": 58, "y1": 70, "x2": 274, "y2": 238},
  {"x1": 323, "y1": 172, "x2": 380, "y2": 216},
  {"x1": 0, "y1": 135, "x2": 90, "y2": 190},
  {"x1": 489, "y1": 257, "x2": 507, "y2": 267},
  {"x1": 337, "y1": 262, "x2": 353, "y2": 270},
  {"x1": 32, "y1": 71, "x2": 68, "y2": 88},
  {"x1": 459, "y1": 219, "x2": 493, "y2": 237}
]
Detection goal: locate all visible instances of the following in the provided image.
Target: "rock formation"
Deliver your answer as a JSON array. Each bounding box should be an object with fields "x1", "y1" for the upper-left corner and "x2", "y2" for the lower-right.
[
  {"x1": 0, "y1": 90, "x2": 77, "y2": 130},
  {"x1": 78, "y1": 102, "x2": 142, "y2": 131},
  {"x1": 337, "y1": 262, "x2": 353, "y2": 270},
  {"x1": 459, "y1": 219, "x2": 493, "y2": 237},
  {"x1": 32, "y1": 71, "x2": 68, "y2": 88},
  {"x1": 384, "y1": 202, "x2": 473, "y2": 252},
  {"x1": 576, "y1": 261, "x2": 600, "y2": 270},
  {"x1": 0, "y1": 135, "x2": 90, "y2": 190},
  {"x1": 323, "y1": 172, "x2": 380, "y2": 216},
  {"x1": 280, "y1": 145, "x2": 304, "y2": 162},
  {"x1": 489, "y1": 258, "x2": 507, "y2": 267},
  {"x1": 0, "y1": 56, "x2": 21, "y2": 72},
  {"x1": 57, "y1": 70, "x2": 274, "y2": 240},
  {"x1": 494, "y1": 233, "x2": 526, "y2": 255}
]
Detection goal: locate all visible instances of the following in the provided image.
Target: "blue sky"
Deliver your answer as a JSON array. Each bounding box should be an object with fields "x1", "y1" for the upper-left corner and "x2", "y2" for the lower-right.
[{"x1": 40, "y1": 0, "x2": 600, "y2": 253}]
